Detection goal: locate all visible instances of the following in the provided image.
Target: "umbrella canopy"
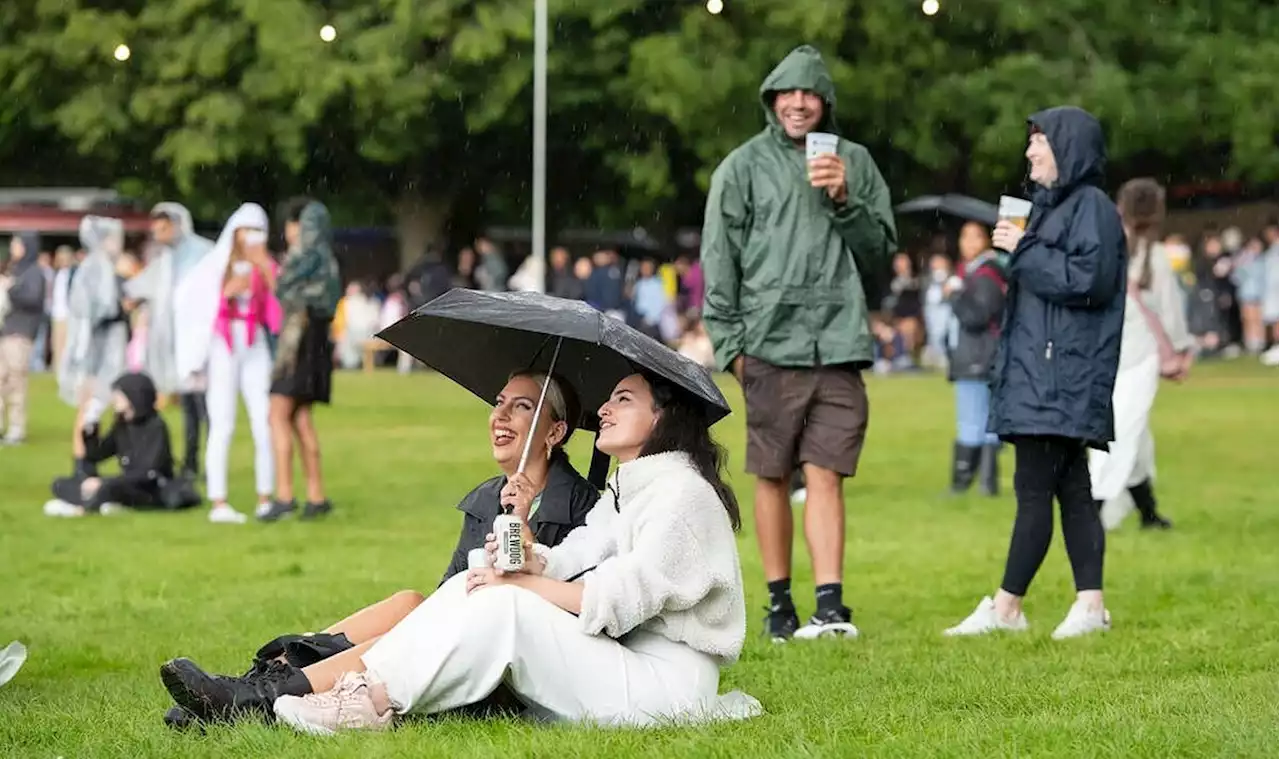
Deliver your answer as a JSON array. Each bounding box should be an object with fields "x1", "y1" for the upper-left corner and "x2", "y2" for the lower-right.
[
  {"x1": 895, "y1": 194, "x2": 998, "y2": 226},
  {"x1": 378, "y1": 289, "x2": 731, "y2": 433}
]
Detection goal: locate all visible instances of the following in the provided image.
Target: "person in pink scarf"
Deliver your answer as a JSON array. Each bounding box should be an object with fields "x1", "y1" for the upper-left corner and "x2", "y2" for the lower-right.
[{"x1": 173, "y1": 203, "x2": 281, "y2": 524}]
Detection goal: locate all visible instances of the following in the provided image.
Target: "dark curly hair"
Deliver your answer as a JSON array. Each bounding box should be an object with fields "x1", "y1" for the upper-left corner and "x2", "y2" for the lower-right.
[{"x1": 637, "y1": 372, "x2": 741, "y2": 531}]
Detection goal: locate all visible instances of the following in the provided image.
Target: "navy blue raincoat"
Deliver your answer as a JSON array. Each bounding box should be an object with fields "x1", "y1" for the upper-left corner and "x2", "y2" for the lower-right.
[{"x1": 988, "y1": 107, "x2": 1127, "y2": 448}]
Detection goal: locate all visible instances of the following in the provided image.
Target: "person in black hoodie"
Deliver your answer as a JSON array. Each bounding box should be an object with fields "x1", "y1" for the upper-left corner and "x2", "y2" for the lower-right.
[
  {"x1": 43, "y1": 372, "x2": 175, "y2": 517},
  {"x1": 945, "y1": 107, "x2": 1126, "y2": 641}
]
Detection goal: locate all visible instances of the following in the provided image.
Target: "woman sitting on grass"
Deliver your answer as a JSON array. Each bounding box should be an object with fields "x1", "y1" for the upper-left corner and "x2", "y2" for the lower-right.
[
  {"x1": 267, "y1": 372, "x2": 755, "y2": 732},
  {"x1": 158, "y1": 371, "x2": 598, "y2": 726}
]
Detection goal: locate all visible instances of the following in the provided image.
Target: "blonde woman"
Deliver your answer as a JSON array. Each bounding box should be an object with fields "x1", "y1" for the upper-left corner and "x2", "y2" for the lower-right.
[{"x1": 174, "y1": 203, "x2": 281, "y2": 524}]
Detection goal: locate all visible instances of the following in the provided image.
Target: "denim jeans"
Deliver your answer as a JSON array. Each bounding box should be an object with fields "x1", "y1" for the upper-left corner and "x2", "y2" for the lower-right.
[{"x1": 954, "y1": 379, "x2": 998, "y2": 446}]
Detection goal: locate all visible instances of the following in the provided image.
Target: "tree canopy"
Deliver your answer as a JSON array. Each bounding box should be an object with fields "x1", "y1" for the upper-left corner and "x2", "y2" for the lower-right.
[{"x1": 1, "y1": 0, "x2": 1274, "y2": 260}]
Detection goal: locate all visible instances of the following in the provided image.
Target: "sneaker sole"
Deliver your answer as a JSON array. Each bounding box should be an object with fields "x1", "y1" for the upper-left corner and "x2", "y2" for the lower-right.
[
  {"x1": 160, "y1": 662, "x2": 217, "y2": 722},
  {"x1": 794, "y1": 622, "x2": 859, "y2": 640},
  {"x1": 273, "y1": 698, "x2": 335, "y2": 735}
]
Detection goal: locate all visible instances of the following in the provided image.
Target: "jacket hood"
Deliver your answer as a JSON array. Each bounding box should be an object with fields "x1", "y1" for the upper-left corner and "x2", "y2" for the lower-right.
[
  {"x1": 759, "y1": 45, "x2": 838, "y2": 136},
  {"x1": 298, "y1": 201, "x2": 332, "y2": 254},
  {"x1": 1027, "y1": 106, "x2": 1106, "y2": 197},
  {"x1": 79, "y1": 215, "x2": 125, "y2": 257},
  {"x1": 7, "y1": 232, "x2": 41, "y2": 275},
  {"x1": 151, "y1": 201, "x2": 195, "y2": 239},
  {"x1": 112, "y1": 372, "x2": 158, "y2": 421}
]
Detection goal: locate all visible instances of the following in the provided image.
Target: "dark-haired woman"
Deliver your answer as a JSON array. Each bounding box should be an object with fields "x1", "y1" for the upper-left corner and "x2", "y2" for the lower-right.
[
  {"x1": 273, "y1": 373, "x2": 757, "y2": 732},
  {"x1": 159, "y1": 372, "x2": 597, "y2": 725},
  {"x1": 1090, "y1": 179, "x2": 1192, "y2": 531}
]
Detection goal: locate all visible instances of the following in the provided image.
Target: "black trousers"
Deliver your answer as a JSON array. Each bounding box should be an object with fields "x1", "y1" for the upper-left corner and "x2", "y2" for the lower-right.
[
  {"x1": 179, "y1": 392, "x2": 207, "y2": 475},
  {"x1": 52, "y1": 476, "x2": 161, "y2": 511},
  {"x1": 1000, "y1": 436, "x2": 1105, "y2": 596}
]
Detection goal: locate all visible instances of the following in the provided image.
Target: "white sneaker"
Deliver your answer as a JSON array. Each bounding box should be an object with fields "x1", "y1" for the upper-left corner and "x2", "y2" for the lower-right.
[
  {"x1": 274, "y1": 671, "x2": 393, "y2": 735},
  {"x1": 1051, "y1": 600, "x2": 1110, "y2": 640},
  {"x1": 790, "y1": 487, "x2": 807, "y2": 506},
  {"x1": 43, "y1": 500, "x2": 85, "y2": 518},
  {"x1": 1262, "y1": 346, "x2": 1280, "y2": 367},
  {"x1": 944, "y1": 596, "x2": 1029, "y2": 636},
  {"x1": 99, "y1": 503, "x2": 124, "y2": 516},
  {"x1": 208, "y1": 505, "x2": 248, "y2": 524}
]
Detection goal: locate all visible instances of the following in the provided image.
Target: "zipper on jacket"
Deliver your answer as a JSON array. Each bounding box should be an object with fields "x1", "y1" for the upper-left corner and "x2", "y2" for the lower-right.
[{"x1": 1043, "y1": 308, "x2": 1058, "y2": 400}]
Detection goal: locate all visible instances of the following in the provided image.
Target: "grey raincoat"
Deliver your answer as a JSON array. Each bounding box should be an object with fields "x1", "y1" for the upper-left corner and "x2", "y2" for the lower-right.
[
  {"x1": 124, "y1": 203, "x2": 213, "y2": 394},
  {"x1": 59, "y1": 216, "x2": 129, "y2": 408}
]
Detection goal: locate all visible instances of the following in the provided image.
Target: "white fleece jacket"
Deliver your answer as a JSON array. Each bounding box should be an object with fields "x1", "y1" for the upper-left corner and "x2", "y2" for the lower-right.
[{"x1": 533, "y1": 451, "x2": 747, "y2": 664}]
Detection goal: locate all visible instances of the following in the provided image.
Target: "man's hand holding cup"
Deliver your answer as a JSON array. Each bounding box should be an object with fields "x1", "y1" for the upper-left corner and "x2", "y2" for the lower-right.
[{"x1": 805, "y1": 132, "x2": 847, "y2": 205}]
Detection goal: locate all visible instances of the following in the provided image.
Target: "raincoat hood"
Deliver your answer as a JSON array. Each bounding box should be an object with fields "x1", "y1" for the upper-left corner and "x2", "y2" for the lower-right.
[
  {"x1": 7, "y1": 232, "x2": 41, "y2": 275},
  {"x1": 112, "y1": 371, "x2": 158, "y2": 421},
  {"x1": 1027, "y1": 106, "x2": 1106, "y2": 203},
  {"x1": 759, "y1": 45, "x2": 838, "y2": 137},
  {"x1": 298, "y1": 201, "x2": 331, "y2": 254},
  {"x1": 79, "y1": 215, "x2": 124, "y2": 257},
  {"x1": 151, "y1": 201, "x2": 195, "y2": 239}
]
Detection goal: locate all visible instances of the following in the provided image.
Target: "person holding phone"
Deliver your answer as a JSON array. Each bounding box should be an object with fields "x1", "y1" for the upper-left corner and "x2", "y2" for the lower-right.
[
  {"x1": 946, "y1": 107, "x2": 1126, "y2": 640},
  {"x1": 701, "y1": 44, "x2": 896, "y2": 641}
]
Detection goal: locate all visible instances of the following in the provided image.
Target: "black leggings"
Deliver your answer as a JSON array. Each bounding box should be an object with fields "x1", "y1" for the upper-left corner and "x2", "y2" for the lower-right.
[
  {"x1": 52, "y1": 476, "x2": 161, "y2": 511},
  {"x1": 179, "y1": 392, "x2": 207, "y2": 475},
  {"x1": 1000, "y1": 436, "x2": 1105, "y2": 596}
]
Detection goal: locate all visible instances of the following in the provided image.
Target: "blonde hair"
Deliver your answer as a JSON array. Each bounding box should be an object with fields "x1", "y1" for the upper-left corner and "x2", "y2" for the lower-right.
[{"x1": 510, "y1": 371, "x2": 579, "y2": 458}]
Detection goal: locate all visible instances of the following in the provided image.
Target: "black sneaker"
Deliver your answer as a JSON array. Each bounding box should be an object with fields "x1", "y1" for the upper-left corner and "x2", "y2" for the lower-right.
[
  {"x1": 256, "y1": 499, "x2": 296, "y2": 523},
  {"x1": 795, "y1": 606, "x2": 860, "y2": 640},
  {"x1": 159, "y1": 657, "x2": 311, "y2": 722},
  {"x1": 1140, "y1": 513, "x2": 1173, "y2": 530},
  {"x1": 764, "y1": 606, "x2": 800, "y2": 643},
  {"x1": 301, "y1": 500, "x2": 332, "y2": 520}
]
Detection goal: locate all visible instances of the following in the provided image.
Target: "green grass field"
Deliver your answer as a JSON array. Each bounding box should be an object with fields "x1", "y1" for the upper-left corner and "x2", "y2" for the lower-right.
[{"x1": 1, "y1": 363, "x2": 1276, "y2": 758}]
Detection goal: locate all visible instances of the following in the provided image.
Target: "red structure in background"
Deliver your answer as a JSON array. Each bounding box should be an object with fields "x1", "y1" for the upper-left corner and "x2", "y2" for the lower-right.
[{"x1": 0, "y1": 205, "x2": 153, "y2": 235}]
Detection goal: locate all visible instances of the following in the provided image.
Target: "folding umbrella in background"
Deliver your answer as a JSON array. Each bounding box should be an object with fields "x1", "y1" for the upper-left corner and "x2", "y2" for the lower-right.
[
  {"x1": 895, "y1": 194, "x2": 1000, "y2": 226},
  {"x1": 378, "y1": 289, "x2": 732, "y2": 488}
]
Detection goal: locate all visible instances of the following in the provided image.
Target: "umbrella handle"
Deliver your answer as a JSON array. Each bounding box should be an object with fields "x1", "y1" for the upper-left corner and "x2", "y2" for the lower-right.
[{"x1": 517, "y1": 336, "x2": 563, "y2": 475}]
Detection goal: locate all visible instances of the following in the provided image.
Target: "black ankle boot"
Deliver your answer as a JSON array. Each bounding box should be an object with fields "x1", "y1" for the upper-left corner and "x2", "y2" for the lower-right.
[
  {"x1": 160, "y1": 657, "x2": 312, "y2": 722},
  {"x1": 1129, "y1": 479, "x2": 1172, "y2": 529},
  {"x1": 950, "y1": 443, "x2": 980, "y2": 493},
  {"x1": 977, "y1": 444, "x2": 1000, "y2": 496},
  {"x1": 73, "y1": 457, "x2": 97, "y2": 478}
]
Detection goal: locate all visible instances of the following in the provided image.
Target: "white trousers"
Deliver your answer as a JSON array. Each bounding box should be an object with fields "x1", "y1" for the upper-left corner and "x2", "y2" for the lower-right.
[
  {"x1": 1090, "y1": 354, "x2": 1160, "y2": 529},
  {"x1": 204, "y1": 321, "x2": 274, "y2": 502},
  {"x1": 361, "y1": 574, "x2": 726, "y2": 726}
]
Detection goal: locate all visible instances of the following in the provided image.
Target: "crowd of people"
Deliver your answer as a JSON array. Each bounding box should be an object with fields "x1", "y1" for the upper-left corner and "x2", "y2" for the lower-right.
[
  {"x1": 1, "y1": 197, "x2": 342, "y2": 524},
  {"x1": 0, "y1": 40, "x2": 1272, "y2": 736}
]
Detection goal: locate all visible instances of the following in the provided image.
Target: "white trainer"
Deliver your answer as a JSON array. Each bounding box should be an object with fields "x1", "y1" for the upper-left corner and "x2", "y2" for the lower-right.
[
  {"x1": 208, "y1": 505, "x2": 248, "y2": 524},
  {"x1": 1051, "y1": 600, "x2": 1110, "y2": 640},
  {"x1": 944, "y1": 596, "x2": 1029, "y2": 636},
  {"x1": 43, "y1": 500, "x2": 85, "y2": 518},
  {"x1": 274, "y1": 671, "x2": 393, "y2": 735}
]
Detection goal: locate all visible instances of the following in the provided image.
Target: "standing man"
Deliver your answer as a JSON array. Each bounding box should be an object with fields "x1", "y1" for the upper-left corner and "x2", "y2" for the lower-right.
[
  {"x1": 130, "y1": 203, "x2": 214, "y2": 477},
  {"x1": 701, "y1": 45, "x2": 896, "y2": 641}
]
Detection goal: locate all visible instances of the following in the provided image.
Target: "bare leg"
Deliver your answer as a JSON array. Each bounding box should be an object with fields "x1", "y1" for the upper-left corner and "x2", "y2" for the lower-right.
[
  {"x1": 269, "y1": 394, "x2": 296, "y2": 502},
  {"x1": 755, "y1": 476, "x2": 793, "y2": 582},
  {"x1": 294, "y1": 404, "x2": 326, "y2": 503},
  {"x1": 302, "y1": 638, "x2": 375, "y2": 693},
  {"x1": 802, "y1": 463, "x2": 845, "y2": 586},
  {"x1": 322, "y1": 590, "x2": 425, "y2": 644},
  {"x1": 71, "y1": 406, "x2": 86, "y2": 459}
]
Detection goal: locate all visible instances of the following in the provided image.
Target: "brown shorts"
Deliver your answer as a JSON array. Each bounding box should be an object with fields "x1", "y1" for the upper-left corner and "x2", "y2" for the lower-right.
[{"x1": 742, "y1": 357, "x2": 870, "y2": 479}]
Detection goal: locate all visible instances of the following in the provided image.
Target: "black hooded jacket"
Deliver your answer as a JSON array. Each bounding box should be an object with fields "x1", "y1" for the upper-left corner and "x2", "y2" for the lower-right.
[
  {"x1": 2, "y1": 232, "x2": 47, "y2": 340},
  {"x1": 988, "y1": 107, "x2": 1127, "y2": 447},
  {"x1": 84, "y1": 372, "x2": 175, "y2": 485}
]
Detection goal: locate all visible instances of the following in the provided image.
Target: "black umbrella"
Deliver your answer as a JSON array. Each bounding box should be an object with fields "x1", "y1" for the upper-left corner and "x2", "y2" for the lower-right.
[
  {"x1": 377, "y1": 289, "x2": 732, "y2": 487},
  {"x1": 895, "y1": 194, "x2": 999, "y2": 226}
]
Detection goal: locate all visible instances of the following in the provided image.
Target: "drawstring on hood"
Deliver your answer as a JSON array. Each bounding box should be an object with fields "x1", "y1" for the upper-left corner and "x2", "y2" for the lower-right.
[{"x1": 759, "y1": 45, "x2": 838, "y2": 141}]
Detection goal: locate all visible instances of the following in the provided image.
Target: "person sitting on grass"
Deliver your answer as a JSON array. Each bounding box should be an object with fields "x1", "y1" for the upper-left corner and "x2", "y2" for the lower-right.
[
  {"x1": 157, "y1": 371, "x2": 598, "y2": 726},
  {"x1": 43, "y1": 372, "x2": 174, "y2": 518},
  {"x1": 265, "y1": 373, "x2": 754, "y2": 733}
]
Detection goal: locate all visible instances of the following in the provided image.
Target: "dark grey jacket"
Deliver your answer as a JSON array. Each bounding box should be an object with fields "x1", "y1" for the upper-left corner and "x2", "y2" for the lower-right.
[
  {"x1": 2, "y1": 233, "x2": 47, "y2": 340},
  {"x1": 439, "y1": 455, "x2": 598, "y2": 586},
  {"x1": 947, "y1": 254, "x2": 1008, "y2": 383}
]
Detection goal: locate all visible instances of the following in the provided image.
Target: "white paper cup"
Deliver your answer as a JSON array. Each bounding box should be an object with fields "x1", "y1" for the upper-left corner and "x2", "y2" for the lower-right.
[
  {"x1": 805, "y1": 132, "x2": 839, "y2": 161},
  {"x1": 997, "y1": 195, "x2": 1033, "y2": 229}
]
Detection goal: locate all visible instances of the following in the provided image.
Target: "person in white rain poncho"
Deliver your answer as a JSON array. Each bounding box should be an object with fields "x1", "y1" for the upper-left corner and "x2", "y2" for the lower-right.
[
  {"x1": 174, "y1": 203, "x2": 281, "y2": 524},
  {"x1": 59, "y1": 216, "x2": 131, "y2": 476},
  {"x1": 125, "y1": 202, "x2": 214, "y2": 476},
  {"x1": 272, "y1": 373, "x2": 761, "y2": 733},
  {"x1": 1090, "y1": 179, "x2": 1193, "y2": 531}
]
